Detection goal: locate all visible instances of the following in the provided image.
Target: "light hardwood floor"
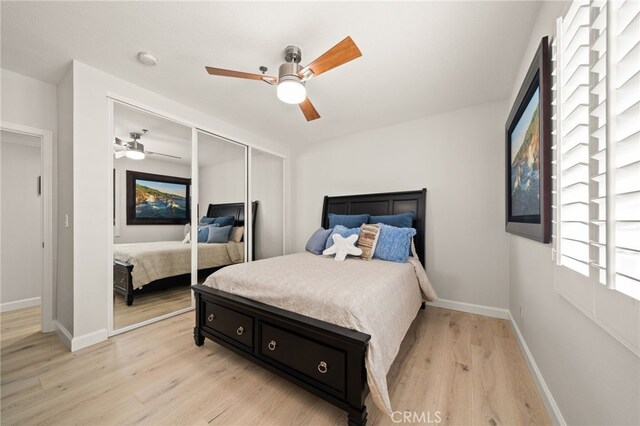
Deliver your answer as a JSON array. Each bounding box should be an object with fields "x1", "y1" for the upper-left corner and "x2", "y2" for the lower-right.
[
  {"x1": 1, "y1": 306, "x2": 550, "y2": 426},
  {"x1": 113, "y1": 286, "x2": 192, "y2": 330}
]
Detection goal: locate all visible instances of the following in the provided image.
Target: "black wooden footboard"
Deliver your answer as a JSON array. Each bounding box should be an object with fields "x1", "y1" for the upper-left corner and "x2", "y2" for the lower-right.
[{"x1": 192, "y1": 284, "x2": 371, "y2": 426}]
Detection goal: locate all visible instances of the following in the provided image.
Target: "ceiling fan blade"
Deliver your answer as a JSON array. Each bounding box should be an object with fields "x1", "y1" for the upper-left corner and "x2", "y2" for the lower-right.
[
  {"x1": 299, "y1": 97, "x2": 321, "y2": 121},
  {"x1": 147, "y1": 151, "x2": 182, "y2": 160},
  {"x1": 299, "y1": 36, "x2": 362, "y2": 79},
  {"x1": 205, "y1": 66, "x2": 277, "y2": 83},
  {"x1": 114, "y1": 150, "x2": 126, "y2": 159}
]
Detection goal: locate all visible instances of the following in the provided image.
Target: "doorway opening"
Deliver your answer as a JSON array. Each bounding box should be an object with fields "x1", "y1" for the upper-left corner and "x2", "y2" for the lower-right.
[{"x1": 0, "y1": 124, "x2": 54, "y2": 333}]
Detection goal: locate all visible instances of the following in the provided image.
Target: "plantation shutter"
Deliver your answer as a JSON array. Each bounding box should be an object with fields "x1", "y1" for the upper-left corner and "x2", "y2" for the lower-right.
[
  {"x1": 553, "y1": 0, "x2": 640, "y2": 301},
  {"x1": 553, "y1": 0, "x2": 592, "y2": 275}
]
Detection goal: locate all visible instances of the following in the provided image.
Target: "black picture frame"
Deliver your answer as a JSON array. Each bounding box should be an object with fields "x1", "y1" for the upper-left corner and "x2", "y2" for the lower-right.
[
  {"x1": 505, "y1": 36, "x2": 551, "y2": 243},
  {"x1": 126, "y1": 170, "x2": 191, "y2": 225}
]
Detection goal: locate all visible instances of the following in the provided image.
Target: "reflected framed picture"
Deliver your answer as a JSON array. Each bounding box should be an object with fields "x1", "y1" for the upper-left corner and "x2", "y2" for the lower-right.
[
  {"x1": 126, "y1": 170, "x2": 191, "y2": 225},
  {"x1": 505, "y1": 36, "x2": 551, "y2": 243}
]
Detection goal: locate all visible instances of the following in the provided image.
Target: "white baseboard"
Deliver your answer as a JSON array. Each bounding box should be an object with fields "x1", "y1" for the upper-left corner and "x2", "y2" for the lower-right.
[
  {"x1": 52, "y1": 320, "x2": 108, "y2": 352},
  {"x1": 71, "y1": 328, "x2": 108, "y2": 352},
  {"x1": 53, "y1": 319, "x2": 73, "y2": 350},
  {"x1": 427, "y1": 298, "x2": 510, "y2": 319},
  {"x1": 0, "y1": 297, "x2": 41, "y2": 313},
  {"x1": 508, "y1": 312, "x2": 566, "y2": 426}
]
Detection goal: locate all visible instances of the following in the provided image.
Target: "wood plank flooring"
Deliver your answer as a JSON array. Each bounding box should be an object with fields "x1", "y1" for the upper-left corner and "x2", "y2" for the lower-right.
[
  {"x1": 113, "y1": 286, "x2": 192, "y2": 330},
  {"x1": 1, "y1": 306, "x2": 550, "y2": 425}
]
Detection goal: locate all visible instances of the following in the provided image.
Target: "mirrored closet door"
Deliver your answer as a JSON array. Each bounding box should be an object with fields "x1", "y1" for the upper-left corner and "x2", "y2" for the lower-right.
[
  {"x1": 112, "y1": 103, "x2": 194, "y2": 331},
  {"x1": 196, "y1": 131, "x2": 247, "y2": 283},
  {"x1": 250, "y1": 149, "x2": 284, "y2": 260}
]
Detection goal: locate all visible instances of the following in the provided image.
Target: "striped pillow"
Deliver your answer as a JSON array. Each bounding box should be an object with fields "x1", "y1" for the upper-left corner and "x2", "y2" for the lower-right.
[{"x1": 357, "y1": 224, "x2": 380, "y2": 261}]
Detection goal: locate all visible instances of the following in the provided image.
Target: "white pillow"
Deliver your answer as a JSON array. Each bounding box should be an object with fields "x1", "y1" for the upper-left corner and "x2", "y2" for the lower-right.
[
  {"x1": 322, "y1": 233, "x2": 362, "y2": 261},
  {"x1": 182, "y1": 232, "x2": 190, "y2": 243}
]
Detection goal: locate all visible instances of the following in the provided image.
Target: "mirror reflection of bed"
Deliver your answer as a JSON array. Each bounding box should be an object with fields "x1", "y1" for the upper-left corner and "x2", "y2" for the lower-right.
[
  {"x1": 112, "y1": 103, "x2": 194, "y2": 330},
  {"x1": 197, "y1": 131, "x2": 247, "y2": 280}
]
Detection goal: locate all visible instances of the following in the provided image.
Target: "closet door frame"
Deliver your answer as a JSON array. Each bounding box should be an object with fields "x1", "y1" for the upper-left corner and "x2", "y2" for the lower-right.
[{"x1": 107, "y1": 95, "x2": 286, "y2": 336}]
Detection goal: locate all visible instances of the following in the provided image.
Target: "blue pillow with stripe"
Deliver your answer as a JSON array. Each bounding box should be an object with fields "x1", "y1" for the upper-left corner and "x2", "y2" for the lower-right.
[
  {"x1": 325, "y1": 225, "x2": 362, "y2": 250},
  {"x1": 373, "y1": 224, "x2": 416, "y2": 263}
]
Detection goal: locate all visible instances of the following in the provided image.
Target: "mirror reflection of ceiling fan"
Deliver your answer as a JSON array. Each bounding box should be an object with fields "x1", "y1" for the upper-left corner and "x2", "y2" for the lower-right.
[
  {"x1": 113, "y1": 129, "x2": 181, "y2": 160},
  {"x1": 205, "y1": 36, "x2": 362, "y2": 121}
]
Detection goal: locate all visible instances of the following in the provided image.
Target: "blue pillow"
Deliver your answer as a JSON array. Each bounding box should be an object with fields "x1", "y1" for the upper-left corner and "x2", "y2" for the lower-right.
[
  {"x1": 328, "y1": 213, "x2": 369, "y2": 229},
  {"x1": 305, "y1": 227, "x2": 333, "y2": 255},
  {"x1": 200, "y1": 215, "x2": 235, "y2": 227},
  {"x1": 325, "y1": 225, "x2": 362, "y2": 250},
  {"x1": 214, "y1": 215, "x2": 235, "y2": 227},
  {"x1": 207, "y1": 225, "x2": 232, "y2": 243},
  {"x1": 197, "y1": 225, "x2": 210, "y2": 243},
  {"x1": 200, "y1": 216, "x2": 216, "y2": 225},
  {"x1": 369, "y1": 212, "x2": 414, "y2": 228},
  {"x1": 373, "y1": 224, "x2": 416, "y2": 263},
  {"x1": 197, "y1": 223, "x2": 220, "y2": 242}
]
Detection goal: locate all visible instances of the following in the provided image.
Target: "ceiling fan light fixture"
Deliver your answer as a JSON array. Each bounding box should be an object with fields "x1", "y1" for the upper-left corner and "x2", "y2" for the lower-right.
[
  {"x1": 125, "y1": 141, "x2": 145, "y2": 160},
  {"x1": 277, "y1": 77, "x2": 306, "y2": 104}
]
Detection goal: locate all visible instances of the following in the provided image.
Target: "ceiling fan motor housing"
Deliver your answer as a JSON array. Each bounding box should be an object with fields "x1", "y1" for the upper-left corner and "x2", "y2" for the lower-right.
[
  {"x1": 278, "y1": 62, "x2": 303, "y2": 82},
  {"x1": 283, "y1": 45, "x2": 302, "y2": 64}
]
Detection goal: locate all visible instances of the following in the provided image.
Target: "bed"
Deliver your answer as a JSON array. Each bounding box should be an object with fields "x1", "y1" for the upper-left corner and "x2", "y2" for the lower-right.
[
  {"x1": 113, "y1": 201, "x2": 257, "y2": 306},
  {"x1": 191, "y1": 189, "x2": 432, "y2": 425}
]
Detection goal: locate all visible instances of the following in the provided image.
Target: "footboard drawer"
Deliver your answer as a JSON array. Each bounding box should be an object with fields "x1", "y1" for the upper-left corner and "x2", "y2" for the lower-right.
[
  {"x1": 260, "y1": 323, "x2": 346, "y2": 394},
  {"x1": 203, "y1": 302, "x2": 253, "y2": 349}
]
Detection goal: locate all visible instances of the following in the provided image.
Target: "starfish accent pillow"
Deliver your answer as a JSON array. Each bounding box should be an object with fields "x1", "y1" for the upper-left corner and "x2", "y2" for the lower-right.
[{"x1": 322, "y1": 233, "x2": 363, "y2": 261}]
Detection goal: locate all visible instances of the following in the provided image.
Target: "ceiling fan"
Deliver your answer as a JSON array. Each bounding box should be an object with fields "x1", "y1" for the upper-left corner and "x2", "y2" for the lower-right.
[
  {"x1": 113, "y1": 130, "x2": 181, "y2": 160},
  {"x1": 205, "y1": 36, "x2": 362, "y2": 121}
]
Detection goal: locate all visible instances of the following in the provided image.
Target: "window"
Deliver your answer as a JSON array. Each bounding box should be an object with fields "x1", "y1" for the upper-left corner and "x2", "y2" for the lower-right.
[{"x1": 553, "y1": 0, "x2": 640, "y2": 301}]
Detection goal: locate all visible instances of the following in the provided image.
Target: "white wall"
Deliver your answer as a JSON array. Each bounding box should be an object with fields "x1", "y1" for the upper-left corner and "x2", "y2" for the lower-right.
[
  {"x1": 56, "y1": 66, "x2": 74, "y2": 334},
  {"x1": 1, "y1": 138, "x2": 42, "y2": 309},
  {"x1": 252, "y1": 150, "x2": 284, "y2": 260},
  {"x1": 292, "y1": 100, "x2": 510, "y2": 310},
  {"x1": 114, "y1": 157, "x2": 190, "y2": 243},
  {"x1": 507, "y1": 2, "x2": 640, "y2": 425},
  {"x1": 199, "y1": 159, "x2": 245, "y2": 212},
  {"x1": 1, "y1": 69, "x2": 57, "y2": 131},
  {"x1": 68, "y1": 60, "x2": 289, "y2": 347}
]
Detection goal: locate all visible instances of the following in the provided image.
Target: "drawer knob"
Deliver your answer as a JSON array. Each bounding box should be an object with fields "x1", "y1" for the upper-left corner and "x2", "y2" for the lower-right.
[
  {"x1": 268, "y1": 340, "x2": 277, "y2": 351},
  {"x1": 236, "y1": 326, "x2": 244, "y2": 336},
  {"x1": 317, "y1": 361, "x2": 328, "y2": 374},
  {"x1": 207, "y1": 314, "x2": 215, "y2": 322}
]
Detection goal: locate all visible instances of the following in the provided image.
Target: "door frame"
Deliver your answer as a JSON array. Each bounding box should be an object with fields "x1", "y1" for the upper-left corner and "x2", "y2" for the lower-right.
[{"x1": 1, "y1": 121, "x2": 55, "y2": 332}]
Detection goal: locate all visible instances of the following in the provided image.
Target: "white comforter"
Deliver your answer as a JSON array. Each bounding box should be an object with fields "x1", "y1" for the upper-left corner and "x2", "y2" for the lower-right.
[
  {"x1": 114, "y1": 241, "x2": 244, "y2": 289},
  {"x1": 203, "y1": 252, "x2": 437, "y2": 416}
]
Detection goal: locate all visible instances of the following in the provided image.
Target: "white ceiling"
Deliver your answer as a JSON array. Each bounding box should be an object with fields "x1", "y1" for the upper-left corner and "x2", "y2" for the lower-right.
[
  {"x1": 1, "y1": 1, "x2": 541, "y2": 147},
  {"x1": 114, "y1": 102, "x2": 244, "y2": 166}
]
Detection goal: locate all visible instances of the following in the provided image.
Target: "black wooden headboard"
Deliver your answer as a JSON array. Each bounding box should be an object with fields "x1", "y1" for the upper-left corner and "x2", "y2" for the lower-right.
[
  {"x1": 321, "y1": 189, "x2": 427, "y2": 267},
  {"x1": 206, "y1": 201, "x2": 259, "y2": 260},
  {"x1": 206, "y1": 201, "x2": 258, "y2": 228}
]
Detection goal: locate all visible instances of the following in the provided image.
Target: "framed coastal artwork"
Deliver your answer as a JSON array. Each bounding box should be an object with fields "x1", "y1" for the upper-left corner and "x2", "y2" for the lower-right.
[
  {"x1": 126, "y1": 170, "x2": 191, "y2": 225},
  {"x1": 505, "y1": 36, "x2": 551, "y2": 243}
]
